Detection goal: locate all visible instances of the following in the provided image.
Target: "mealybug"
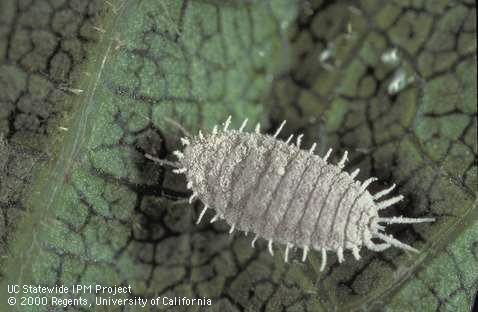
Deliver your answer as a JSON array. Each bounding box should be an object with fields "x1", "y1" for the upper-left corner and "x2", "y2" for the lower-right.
[{"x1": 147, "y1": 117, "x2": 434, "y2": 271}]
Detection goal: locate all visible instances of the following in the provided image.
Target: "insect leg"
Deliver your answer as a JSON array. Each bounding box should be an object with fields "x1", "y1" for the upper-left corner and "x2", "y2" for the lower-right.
[
  {"x1": 170, "y1": 198, "x2": 190, "y2": 206},
  {"x1": 172, "y1": 168, "x2": 187, "y2": 174},
  {"x1": 173, "y1": 150, "x2": 184, "y2": 159},
  {"x1": 179, "y1": 138, "x2": 190, "y2": 146}
]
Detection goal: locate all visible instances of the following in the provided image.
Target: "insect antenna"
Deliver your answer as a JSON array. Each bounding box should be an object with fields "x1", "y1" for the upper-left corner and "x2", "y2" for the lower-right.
[
  {"x1": 129, "y1": 111, "x2": 192, "y2": 166},
  {"x1": 163, "y1": 116, "x2": 192, "y2": 138},
  {"x1": 132, "y1": 109, "x2": 192, "y2": 139},
  {"x1": 145, "y1": 154, "x2": 180, "y2": 168}
]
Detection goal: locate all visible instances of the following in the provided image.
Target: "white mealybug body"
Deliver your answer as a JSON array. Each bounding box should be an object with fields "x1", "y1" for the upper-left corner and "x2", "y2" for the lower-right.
[{"x1": 158, "y1": 117, "x2": 434, "y2": 271}]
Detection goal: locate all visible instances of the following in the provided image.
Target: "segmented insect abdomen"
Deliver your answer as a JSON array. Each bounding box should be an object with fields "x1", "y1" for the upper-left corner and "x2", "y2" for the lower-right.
[
  {"x1": 262, "y1": 156, "x2": 368, "y2": 250},
  {"x1": 212, "y1": 133, "x2": 288, "y2": 229},
  {"x1": 259, "y1": 150, "x2": 316, "y2": 245},
  {"x1": 236, "y1": 138, "x2": 295, "y2": 235},
  {"x1": 227, "y1": 135, "x2": 272, "y2": 226},
  {"x1": 312, "y1": 172, "x2": 364, "y2": 250},
  {"x1": 270, "y1": 155, "x2": 327, "y2": 245},
  {"x1": 168, "y1": 117, "x2": 435, "y2": 267},
  {"x1": 292, "y1": 166, "x2": 348, "y2": 249},
  {"x1": 203, "y1": 131, "x2": 372, "y2": 252}
]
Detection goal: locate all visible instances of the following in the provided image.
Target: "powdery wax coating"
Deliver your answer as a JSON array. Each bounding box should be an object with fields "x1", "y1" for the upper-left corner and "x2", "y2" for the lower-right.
[{"x1": 168, "y1": 117, "x2": 434, "y2": 270}]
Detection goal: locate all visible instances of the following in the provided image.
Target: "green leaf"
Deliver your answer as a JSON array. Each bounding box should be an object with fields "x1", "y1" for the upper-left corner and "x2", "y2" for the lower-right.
[
  {"x1": 270, "y1": 1, "x2": 477, "y2": 311},
  {"x1": 0, "y1": 0, "x2": 476, "y2": 311}
]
